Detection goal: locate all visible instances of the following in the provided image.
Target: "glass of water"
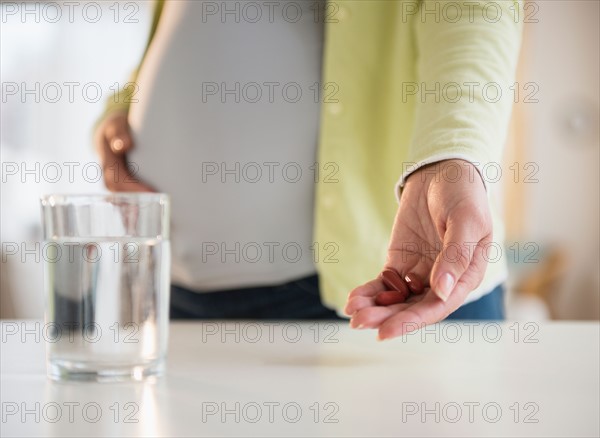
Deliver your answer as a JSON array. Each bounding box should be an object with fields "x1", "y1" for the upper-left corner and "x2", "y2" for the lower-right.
[{"x1": 40, "y1": 193, "x2": 171, "y2": 382}]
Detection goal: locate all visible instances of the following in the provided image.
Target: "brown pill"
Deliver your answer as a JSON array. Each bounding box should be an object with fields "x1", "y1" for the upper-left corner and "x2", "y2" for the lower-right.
[
  {"x1": 379, "y1": 268, "x2": 409, "y2": 295},
  {"x1": 375, "y1": 291, "x2": 408, "y2": 306},
  {"x1": 404, "y1": 272, "x2": 425, "y2": 294}
]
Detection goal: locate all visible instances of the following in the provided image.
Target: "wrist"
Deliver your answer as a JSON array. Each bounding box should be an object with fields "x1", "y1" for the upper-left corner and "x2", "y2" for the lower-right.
[{"x1": 406, "y1": 159, "x2": 485, "y2": 189}]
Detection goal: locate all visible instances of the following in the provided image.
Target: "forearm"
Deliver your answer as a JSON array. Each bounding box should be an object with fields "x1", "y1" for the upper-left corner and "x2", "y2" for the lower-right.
[{"x1": 400, "y1": 0, "x2": 524, "y2": 186}]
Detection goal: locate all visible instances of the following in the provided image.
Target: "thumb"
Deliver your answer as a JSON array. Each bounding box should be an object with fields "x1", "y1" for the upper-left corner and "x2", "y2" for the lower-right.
[
  {"x1": 430, "y1": 213, "x2": 490, "y2": 302},
  {"x1": 105, "y1": 113, "x2": 134, "y2": 155}
]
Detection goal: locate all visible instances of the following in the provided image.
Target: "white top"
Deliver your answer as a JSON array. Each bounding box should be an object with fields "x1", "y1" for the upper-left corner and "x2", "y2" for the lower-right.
[
  {"x1": 1, "y1": 321, "x2": 598, "y2": 437},
  {"x1": 128, "y1": 1, "x2": 324, "y2": 291}
]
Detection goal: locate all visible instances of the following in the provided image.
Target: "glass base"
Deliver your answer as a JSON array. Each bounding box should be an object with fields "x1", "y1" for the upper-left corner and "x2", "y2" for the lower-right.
[{"x1": 48, "y1": 359, "x2": 165, "y2": 382}]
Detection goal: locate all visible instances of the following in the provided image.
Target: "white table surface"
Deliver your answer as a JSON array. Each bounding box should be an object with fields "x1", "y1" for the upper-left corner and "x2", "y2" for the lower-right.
[{"x1": 1, "y1": 320, "x2": 598, "y2": 437}]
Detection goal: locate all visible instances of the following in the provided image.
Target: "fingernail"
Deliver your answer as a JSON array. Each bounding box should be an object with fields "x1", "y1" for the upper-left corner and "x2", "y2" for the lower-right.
[
  {"x1": 111, "y1": 138, "x2": 124, "y2": 152},
  {"x1": 350, "y1": 318, "x2": 361, "y2": 329},
  {"x1": 357, "y1": 323, "x2": 365, "y2": 329},
  {"x1": 376, "y1": 334, "x2": 389, "y2": 342},
  {"x1": 435, "y1": 273, "x2": 455, "y2": 302}
]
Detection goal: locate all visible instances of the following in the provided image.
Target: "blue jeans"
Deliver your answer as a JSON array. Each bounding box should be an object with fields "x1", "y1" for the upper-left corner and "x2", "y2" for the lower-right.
[
  {"x1": 445, "y1": 284, "x2": 505, "y2": 320},
  {"x1": 170, "y1": 275, "x2": 505, "y2": 320}
]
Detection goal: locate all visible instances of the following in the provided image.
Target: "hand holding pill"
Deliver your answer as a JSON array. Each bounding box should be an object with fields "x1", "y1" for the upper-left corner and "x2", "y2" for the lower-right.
[{"x1": 344, "y1": 159, "x2": 493, "y2": 340}]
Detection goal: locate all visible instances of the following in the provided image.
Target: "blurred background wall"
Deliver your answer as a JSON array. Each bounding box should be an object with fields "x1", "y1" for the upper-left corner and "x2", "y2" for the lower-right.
[
  {"x1": 1, "y1": 1, "x2": 598, "y2": 320},
  {"x1": 1, "y1": 1, "x2": 152, "y2": 317},
  {"x1": 502, "y1": 0, "x2": 599, "y2": 320}
]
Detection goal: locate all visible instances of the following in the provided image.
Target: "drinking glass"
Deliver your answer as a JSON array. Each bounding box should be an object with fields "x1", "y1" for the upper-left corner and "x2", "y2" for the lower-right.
[{"x1": 40, "y1": 193, "x2": 170, "y2": 382}]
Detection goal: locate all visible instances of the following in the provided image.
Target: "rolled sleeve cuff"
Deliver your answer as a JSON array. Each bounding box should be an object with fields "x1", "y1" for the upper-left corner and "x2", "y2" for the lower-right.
[{"x1": 394, "y1": 153, "x2": 490, "y2": 203}]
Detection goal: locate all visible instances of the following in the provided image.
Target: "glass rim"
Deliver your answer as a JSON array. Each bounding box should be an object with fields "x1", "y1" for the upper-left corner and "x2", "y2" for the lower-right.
[{"x1": 40, "y1": 192, "x2": 170, "y2": 206}]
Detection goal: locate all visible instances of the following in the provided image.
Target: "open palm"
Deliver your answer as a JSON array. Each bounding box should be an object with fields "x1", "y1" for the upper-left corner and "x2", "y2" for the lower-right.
[{"x1": 344, "y1": 159, "x2": 493, "y2": 340}]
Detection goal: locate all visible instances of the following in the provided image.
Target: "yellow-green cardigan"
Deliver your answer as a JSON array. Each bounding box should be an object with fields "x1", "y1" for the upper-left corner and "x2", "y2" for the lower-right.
[{"x1": 106, "y1": 0, "x2": 523, "y2": 311}]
